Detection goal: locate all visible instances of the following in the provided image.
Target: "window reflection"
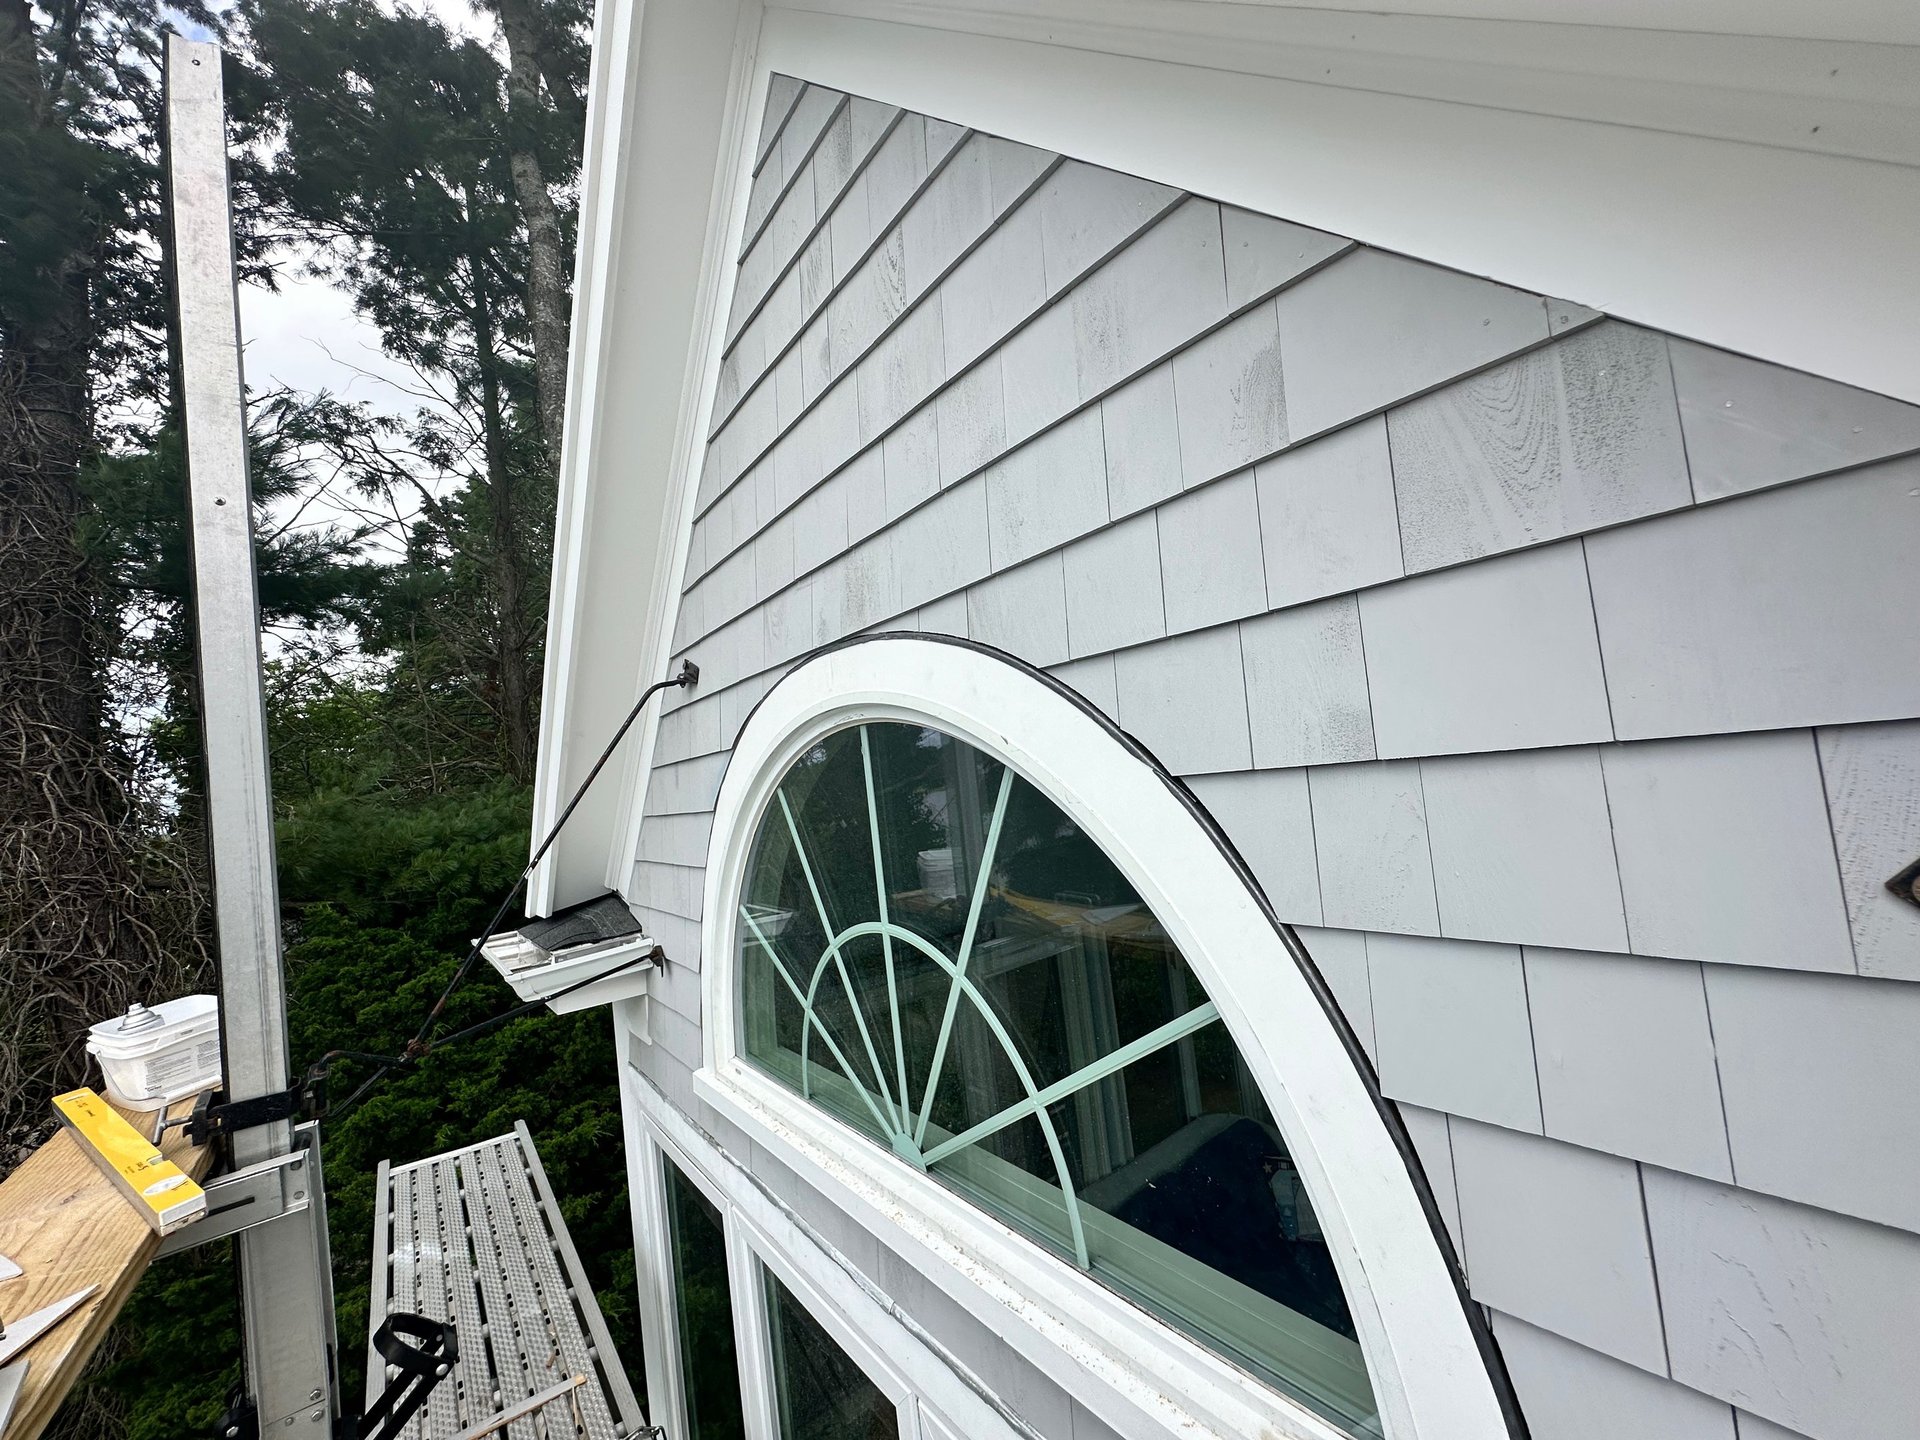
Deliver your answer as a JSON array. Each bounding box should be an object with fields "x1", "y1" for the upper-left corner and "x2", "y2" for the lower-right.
[
  {"x1": 764, "y1": 1271, "x2": 897, "y2": 1440},
  {"x1": 739, "y1": 723, "x2": 1381, "y2": 1437}
]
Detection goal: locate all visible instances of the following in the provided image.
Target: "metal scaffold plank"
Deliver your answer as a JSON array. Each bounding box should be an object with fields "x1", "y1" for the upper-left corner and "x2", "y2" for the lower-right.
[{"x1": 374, "y1": 1130, "x2": 644, "y2": 1439}]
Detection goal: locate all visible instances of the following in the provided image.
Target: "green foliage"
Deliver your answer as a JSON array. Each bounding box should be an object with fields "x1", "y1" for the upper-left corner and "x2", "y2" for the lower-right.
[{"x1": 109, "y1": 774, "x2": 641, "y2": 1432}]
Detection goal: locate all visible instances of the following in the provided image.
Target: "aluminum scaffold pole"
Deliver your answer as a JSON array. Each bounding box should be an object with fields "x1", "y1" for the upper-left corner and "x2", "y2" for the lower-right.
[{"x1": 164, "y1": 35, "x2": 340, "y2": 1437}]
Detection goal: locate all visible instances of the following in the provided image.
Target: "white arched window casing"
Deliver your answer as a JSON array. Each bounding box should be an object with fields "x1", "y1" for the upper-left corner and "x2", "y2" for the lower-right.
[{"x1": 697, "y1": 635, "x2": 1515, "y2": 1440}]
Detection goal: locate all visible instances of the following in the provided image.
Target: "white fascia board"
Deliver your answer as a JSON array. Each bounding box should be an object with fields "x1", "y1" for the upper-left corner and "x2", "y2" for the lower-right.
[
  {"x1": 808, "y1": 0, "x2": 1920, "y2": 165},
  {"x1": 1126, "y1": 0, "x2": 1920, "y2": 46},
  {"x1": 532, "y1": 0, "x2": 762, "y2": 914}
]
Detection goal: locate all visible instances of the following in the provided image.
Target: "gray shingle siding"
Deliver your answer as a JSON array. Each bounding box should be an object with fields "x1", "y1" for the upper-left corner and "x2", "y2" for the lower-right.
[{"x1": 624, "y1": 77, "x2": 1920, "y2": 1440}]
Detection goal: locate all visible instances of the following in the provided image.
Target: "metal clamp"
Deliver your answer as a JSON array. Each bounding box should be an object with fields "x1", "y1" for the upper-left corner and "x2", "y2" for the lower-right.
[{"x1": 156, "y1": 1137, "x2": 314, "y2": 1258}]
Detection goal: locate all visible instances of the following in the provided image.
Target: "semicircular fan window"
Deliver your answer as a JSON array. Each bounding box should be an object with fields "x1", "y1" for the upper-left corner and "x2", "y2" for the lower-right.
[{"x1": 737, "y1": 721, "x2": 1381, "y2": 1438}]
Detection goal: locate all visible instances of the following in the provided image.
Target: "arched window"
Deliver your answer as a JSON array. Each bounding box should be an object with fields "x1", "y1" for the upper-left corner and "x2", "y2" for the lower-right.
[{"x1": 737, "y1": 720, "x2": 1379, "y2": 1437}]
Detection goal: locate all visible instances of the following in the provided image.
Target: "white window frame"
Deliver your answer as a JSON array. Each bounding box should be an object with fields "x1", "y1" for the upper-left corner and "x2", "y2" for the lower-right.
[
  {"x1": 692, "y1": 635, "x2": 1509, "y2": 1440},
  {"x1": 624, "y1": 1047, "x2": 1025, "y2": 1440}
]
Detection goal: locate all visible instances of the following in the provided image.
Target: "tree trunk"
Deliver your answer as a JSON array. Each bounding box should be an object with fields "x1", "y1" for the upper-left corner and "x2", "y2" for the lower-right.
[
  {"x1": 465, "y1": 216, "x2": 536, "y2": 782},
  {"x1": 492, "y1": 0, "x2": 571, "y2": 477},
  {"x1": 0, "y1": 6, "x2": 202, "y2": 1174}
]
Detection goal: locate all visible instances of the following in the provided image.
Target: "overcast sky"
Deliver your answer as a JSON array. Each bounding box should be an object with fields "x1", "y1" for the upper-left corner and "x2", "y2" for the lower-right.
[{"x1": 228, "y1": 0, "x2": 507, "y2": 558}]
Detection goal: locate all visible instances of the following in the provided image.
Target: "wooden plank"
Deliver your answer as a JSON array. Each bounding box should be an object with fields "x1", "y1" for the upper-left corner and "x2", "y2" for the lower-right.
[{"x1": 0, "y1": 1097, "x2": 212, "y2": 1440}]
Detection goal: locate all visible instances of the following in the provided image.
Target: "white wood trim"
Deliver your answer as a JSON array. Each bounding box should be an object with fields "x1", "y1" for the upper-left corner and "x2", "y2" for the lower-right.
[
  {"x1": 532, "y1": 0, "x2": 763, "y2": 913},
  {"x1": 725, "y1": 1203, "x2": 784, "y2": 1440},
  {"x1": 631, "y1": 1069, "x2": 1025, "y2": 1440},
  {"x1": 782, "y1": 0, "x2": 1920, "y2": 164},
  {"x1": 690, "y1": 637, "x2": 1503, "y2": 1440},
  {"x1": 619, "y1": 1094, "x2": 688, "y2": 1439}
]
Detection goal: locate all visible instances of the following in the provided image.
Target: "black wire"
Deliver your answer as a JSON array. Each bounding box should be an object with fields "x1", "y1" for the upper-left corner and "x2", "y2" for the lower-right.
[
  {"x1": 306, "y1": 660, "x2": 697, "y2": 1121},
  {"x1": 324, "y1": 949, "x2": 661, "y2": 1121}
]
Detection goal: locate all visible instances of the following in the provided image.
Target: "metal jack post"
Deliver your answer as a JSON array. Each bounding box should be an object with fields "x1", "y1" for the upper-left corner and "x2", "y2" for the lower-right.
[{"x1": 165, "y1": 35, "x2": 340, "y2": 1437}]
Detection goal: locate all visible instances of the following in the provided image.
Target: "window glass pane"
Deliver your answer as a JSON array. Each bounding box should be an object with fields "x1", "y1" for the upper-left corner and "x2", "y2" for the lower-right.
[
  {"x1": 666, "y1": 1162, "x2": 746, "y2": 1440},
  {"x1": 765, "y1": 1271, "x2": 898, "y2": 1440},
  {"x1": 738, "y1": 722, "x2": 1381, "y2": 1437}
]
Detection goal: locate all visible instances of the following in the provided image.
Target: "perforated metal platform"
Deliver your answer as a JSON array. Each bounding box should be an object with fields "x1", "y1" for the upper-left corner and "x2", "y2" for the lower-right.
[{"x1": 369, "y1": 1123, "x2": 647, "y2": 1439}]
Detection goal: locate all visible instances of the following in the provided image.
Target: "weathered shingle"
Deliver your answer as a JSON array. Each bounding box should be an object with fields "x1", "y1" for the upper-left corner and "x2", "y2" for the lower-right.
[
  {"x1": 1388, "y1": 321, "x2": 1690, "y2": 572},
  {"x1": 1368, "y1": 934, "x2": 1542, "y2": 1132},
  {"x1": 1645, "y1": 1168, "x2": 1920, "y2": 1440},
  {"x1": 1600, "y1": 730, "x2": 1855, "y2": 972},
  {"x1": 1452, "y1": 1122, "x2": 1665, "y2": 1372},
  {"x1": 1586, "y1": 456, "x2": 1920, "y2": 739},
  {"x1": 1256, "y1": 416, "x2": 1404, "y2": 609},
  {"x1": 1668, "y1": 338, "x2": 1920, "y2": 502},
  {"x1": 1308, "y1": 759, "x2": 1440, "y2": 935},
  {"x1": 1359, "y1": 540, "x2": 1614, "y2": 759},
  {"x1": 1705, "y1": 966, "x2": 1920, "y2": 1231},
  {"x1": 1526, "y1": 948, "x2": 1731, "y2": 1180},
  {"x1": 1275, "y1": 248, "x2": 1550, "y2": 440},
  {"x1": 1491, "y1": 1311, "x2": 1735, "y2": 1440},
  {"x1": 1420, "y1": 746, "x2": 1627, "y2": 952},
  {"x1": 1185, "y1": 769, "x2": 1320, "y2": 924}
]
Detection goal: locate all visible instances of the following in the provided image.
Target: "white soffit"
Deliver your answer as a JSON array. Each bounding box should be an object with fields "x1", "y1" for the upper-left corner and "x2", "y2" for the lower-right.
[{"x1": 764, "y1": 2, "x2": 1920, "y2": 401}]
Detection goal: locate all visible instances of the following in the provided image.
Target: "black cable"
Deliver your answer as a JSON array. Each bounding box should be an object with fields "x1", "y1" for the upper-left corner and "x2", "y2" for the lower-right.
[
  {"x1": 323, "y1": 948, "x2": 662, "y2": 1120},
  {"x1": 305, "y1": 659, "x2": 697, "y2": 1120}
]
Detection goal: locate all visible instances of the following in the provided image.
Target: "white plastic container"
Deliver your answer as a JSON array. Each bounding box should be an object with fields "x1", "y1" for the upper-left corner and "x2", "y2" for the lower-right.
[{"x1": 85, "y1": 994, "x2": 223, "y2": 1112}]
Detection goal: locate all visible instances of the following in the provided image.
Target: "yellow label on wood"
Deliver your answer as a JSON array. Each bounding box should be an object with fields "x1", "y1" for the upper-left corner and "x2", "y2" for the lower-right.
[{"x1": 52, "y1": 1089, "x2": 206, "y2": 1235}]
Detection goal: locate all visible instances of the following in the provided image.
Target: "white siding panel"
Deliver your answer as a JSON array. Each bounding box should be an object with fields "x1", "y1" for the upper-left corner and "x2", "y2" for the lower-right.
[
  {"x1": 1816, "y1": 720, "x2": 1920, "y2": 981},
  {"x1": 1100, "y1": 362, "x2": 1184, "y2": 518},
  {"x1": 1113, "y1": 627, "x2": 1252, "y2": 775},
  {"x1": 1646, "y1": 1169, "x2": 1920, "y2": 1440},
  {"x1": 967, "y1": 553, "x2": 1070, "y2": 668},
  {"x1": 1061, "y1": 511, "x2": 1165, "y2": 658},
  {"x1": 1185, "y1": 769, "x2": 1321, "y2": 925},
  {"x1": 1705, "y1": 966, "x2": 1920, "y2": 1232},
  {"x1": 1032, "y1": 160, "x2": 1179, "y2": 297},
  {"x1": 1668, "y1": 339, "x2": 1920, "y2": 503},
  {"x1": 1171, "y1": 301, "x2": 1286, "y2": 487},
  {"x1": 1452, "y1": 1122, "x2": 1666, "y2": 1373},
  {"x1": 1420, "y1": 746, "x2": 1628, "y2": 953},
  {"x1": 1527, "y1": 948, "x2": 1732, "y2": 1180},
  {"x1": 1368, "y1": 933, "x2": 1542, "y2": 1133},
  {"x1": 1275, "y1": 248, "x2": 1550, "y2": 441},
  {"x1": 1067, "y1": 199, "x2": 1228, "y2": 402},
  {"x1": 1221, "y1": 206, "x2": 1351, "y2": 311},
  {"x1": 984, "y1": 408, "x2": 1108, "y2": 569},
  {"x1": 1240, "y1": 597, "x2": 1375, "y2": 769},
  {"x1": 1601, "y1": 730, "x2": 1855, "y2": 972},
  {"x1": 1491, "y1": 1312, "x2": 1736, "y2": 1440},
  {"x1": 1389, "y1": 322, "x2": 1691, "y2": 572},
  {"x1": 1257, "y1": 416, "x2": 1404, "y2": 609},
  {"x1": 1155, "y1": 471, "x2": 1268, "y2": 634},
  {"x1": 1586, "y1": 457, "x2": 1920, "y2": 739},
  {"x1": 1360, "y1": 541, "x2": 1614, "y2": 759},
  {"x1": 1308, "y1": 759, "x2": 1440, "y2": 935}
]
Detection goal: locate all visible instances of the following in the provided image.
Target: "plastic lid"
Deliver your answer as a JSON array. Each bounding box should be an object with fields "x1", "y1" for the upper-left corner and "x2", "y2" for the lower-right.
[{"x1": 86, "y1": 993, "x2": 219, "y2": 1059}]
